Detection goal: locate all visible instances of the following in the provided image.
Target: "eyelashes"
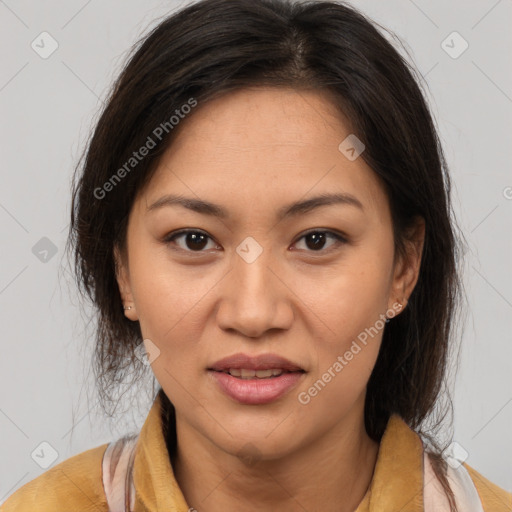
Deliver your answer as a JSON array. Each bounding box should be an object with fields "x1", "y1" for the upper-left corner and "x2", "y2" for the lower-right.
[{"x1": 163, "y1": 228, "x2": 348, "y2": 255}]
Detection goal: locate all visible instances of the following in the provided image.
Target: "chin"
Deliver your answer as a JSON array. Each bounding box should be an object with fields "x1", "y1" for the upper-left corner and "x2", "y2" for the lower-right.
[{"x1": 203, "y1": 419, "x2": 304, "y2": 463}]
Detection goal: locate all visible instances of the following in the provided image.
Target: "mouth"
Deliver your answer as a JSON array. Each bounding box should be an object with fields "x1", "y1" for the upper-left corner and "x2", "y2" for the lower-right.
[
  {"x1": 208, "y1": 352, "x2": 305, "y2": 374},
  {"x1": 208, "y1": 369, "x2": 306, "y2": 405},
  {"x1": 213, "y1": 368, "x2": 305, "y2": 379},
  {"x1": 207, "y1": 353, "x2": 306, "y2": 405}
]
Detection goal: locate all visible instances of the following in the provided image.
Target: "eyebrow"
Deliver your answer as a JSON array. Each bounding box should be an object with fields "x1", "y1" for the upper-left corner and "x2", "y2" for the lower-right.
[{"x1": 146, "y1": 192, "x2": 364, "y2": 220}]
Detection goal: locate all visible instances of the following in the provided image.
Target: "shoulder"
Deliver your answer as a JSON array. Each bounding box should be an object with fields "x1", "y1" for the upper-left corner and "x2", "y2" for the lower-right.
[
  {"x1": 1, "y1": 442, "x2": 109, "y2": 512},
  {"x1": 464, "y1": 462, "x2": 512, "y2": 512}
]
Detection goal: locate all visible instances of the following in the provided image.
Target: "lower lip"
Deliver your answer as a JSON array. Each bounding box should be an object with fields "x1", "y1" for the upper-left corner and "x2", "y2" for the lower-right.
[{"x1": 209, "y1": 370, "x2": 305, "y2": 405}]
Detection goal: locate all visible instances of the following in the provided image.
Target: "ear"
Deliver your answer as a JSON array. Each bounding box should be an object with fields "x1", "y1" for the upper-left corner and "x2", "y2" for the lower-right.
[
  {"x1": 114, "y1": 244, "x2": 139, "y2": 321},
  {"x1": 387, "y1": 216, "x2": 425, "y2": 315}
]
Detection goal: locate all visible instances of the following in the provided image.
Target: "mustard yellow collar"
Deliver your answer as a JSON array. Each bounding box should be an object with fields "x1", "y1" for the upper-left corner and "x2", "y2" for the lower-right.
[
  {"x1": 133, "y1": 395, "x2": 424, "y2": 512},
  {"x1": 356, "y1": 414, "x2": 424, "y2": 511}
]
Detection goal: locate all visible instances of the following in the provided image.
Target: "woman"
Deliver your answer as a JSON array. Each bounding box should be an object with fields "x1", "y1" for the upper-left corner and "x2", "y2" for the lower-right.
[{"x1": 2, "y1": 0, "x2": 510, "y2": 511}]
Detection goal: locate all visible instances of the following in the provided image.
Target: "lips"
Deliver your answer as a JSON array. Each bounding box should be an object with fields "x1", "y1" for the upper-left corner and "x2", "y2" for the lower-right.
[
  {"x1": 208, "y1": 353, "x2": 305, "y2": 373},
  {"x1": 210, "y1": 371, "x2": 305, "y2": 405},
  {"x1": 207, "y1": 353, "x2": 306, "y2": 405}
]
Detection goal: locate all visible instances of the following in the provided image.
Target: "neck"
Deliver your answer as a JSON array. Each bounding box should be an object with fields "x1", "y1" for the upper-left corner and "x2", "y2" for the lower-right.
[{"x1": 172, "y1": 409, "x2": 380, "y2": 512}]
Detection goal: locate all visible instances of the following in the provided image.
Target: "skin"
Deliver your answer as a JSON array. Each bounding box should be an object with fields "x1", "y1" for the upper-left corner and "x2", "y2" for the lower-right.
[{"x1": 115, "y1": 87, "x2": 425, "y2": 512}]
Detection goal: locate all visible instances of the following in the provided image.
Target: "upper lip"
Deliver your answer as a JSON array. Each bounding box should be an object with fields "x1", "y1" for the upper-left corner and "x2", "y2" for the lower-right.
[{"x1": 208, "y1": 353, "x2": 305, "y2": 372}]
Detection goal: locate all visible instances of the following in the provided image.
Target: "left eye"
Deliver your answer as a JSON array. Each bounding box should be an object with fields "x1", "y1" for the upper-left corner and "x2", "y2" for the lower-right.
[
  {"x1": 293, "y1": 230, "x2": 347, "y2": 252},
  {"x1": 163, "y1": 229, "x2": 346, "y2": 253}
]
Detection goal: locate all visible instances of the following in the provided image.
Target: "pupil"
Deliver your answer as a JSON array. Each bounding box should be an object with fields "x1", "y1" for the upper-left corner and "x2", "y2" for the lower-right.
[
  {"x1": 306, "y1": 232, "x2": 325, "y2": 250},
  {"x1": 187, "y1": 232, "x2": 207, "y2": 250}
]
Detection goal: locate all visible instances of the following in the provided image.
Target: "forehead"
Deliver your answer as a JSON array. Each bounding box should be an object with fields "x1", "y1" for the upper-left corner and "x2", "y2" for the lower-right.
[
  {"x1": 139, "y1": 87, "x2": 388, "y2": 220},
  {"x1": 170, "y1": 86, "x2": 353, "y2": 153}
]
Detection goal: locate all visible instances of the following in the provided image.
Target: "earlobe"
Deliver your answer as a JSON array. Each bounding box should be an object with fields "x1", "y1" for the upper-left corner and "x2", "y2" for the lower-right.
[
  {"x1": 113, "y1": 245, "x2": 139, "y2": 321},
  {"x1": 388, "y1": 216, "x2": 425, "y2": 315}
]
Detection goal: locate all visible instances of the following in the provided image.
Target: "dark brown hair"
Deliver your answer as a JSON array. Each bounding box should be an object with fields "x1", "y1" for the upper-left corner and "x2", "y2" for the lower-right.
[{"x1": 67, "y1": 0, "x2": 467, "y2": 508}]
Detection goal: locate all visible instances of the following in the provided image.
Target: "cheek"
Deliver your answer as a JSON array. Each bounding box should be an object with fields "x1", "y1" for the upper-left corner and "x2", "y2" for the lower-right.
[
  {"x1": 291, "y1": 256, "x2": 389, "y2": 406},
  {"x1": 296, "y1": 309, "x2": 384, "y2": 417},
  {"x1": 128, "y1": 237, "x2": 217, "y2": 339},
  {"x1": 131, "y1": 261, "x2": 208, "y2": 405},
  {"x1": 293, "y1": 252, "x2": 391, "y2": 341},
  {"x1": 297, "y1": 349, "x2": 379, "y2": 424}
]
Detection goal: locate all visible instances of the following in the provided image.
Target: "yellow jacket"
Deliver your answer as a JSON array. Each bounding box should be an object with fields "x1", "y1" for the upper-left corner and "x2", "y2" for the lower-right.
[{"x1": 2, "y1": 392, "x2": 511, "y2": 511}]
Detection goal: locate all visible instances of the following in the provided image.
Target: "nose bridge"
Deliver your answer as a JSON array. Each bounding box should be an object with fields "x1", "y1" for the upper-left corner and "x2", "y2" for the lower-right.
[
  {"x1": 216, "y1": 235, "x2": 292, "y2": 337},
  {"x1": 234, "y1": 236, "x2": 273, "y2": 297}
]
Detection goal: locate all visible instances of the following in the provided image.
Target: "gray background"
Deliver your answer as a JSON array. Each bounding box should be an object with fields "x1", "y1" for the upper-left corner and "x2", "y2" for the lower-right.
[{"x1": 1, "y1": 0, "x2": 511, "y2": 503}]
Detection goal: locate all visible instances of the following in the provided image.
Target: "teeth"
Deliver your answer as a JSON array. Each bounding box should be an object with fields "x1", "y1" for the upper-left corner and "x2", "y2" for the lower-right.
[
  {"x1": 255, "y1": 369, "x2": 273, "y2": 378},
  {"x1": 226, "y1": 368, "x2": 285, "y2": 378}
]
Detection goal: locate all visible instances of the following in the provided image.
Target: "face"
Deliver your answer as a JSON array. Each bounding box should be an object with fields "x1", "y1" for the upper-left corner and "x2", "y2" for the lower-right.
[{"x1": 115, "y1": 87, "x2": 424, "y2": 461}]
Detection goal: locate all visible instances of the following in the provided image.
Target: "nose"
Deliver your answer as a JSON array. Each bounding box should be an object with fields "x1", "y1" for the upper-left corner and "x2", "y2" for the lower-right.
[{"x1": 215, "y1": 247, "x2": 294, "y2": 339}]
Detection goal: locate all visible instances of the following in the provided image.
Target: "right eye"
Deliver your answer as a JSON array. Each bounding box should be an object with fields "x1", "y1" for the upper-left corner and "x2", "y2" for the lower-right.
[{"x1": 163, "y1": 229, "x2": 221, "y2": 253}]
